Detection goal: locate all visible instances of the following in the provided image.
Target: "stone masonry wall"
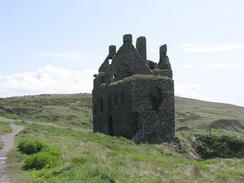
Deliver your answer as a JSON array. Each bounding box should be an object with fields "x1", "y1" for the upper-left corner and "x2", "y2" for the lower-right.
[
  {"x1": 92, "y1": 34, "x2": 175, "y2": 143},
  {"x1": 131, "y1": 75, "x2": 175, "y2": 143},
  {"x1": 93, "y1": 80, "x2": 135, "y2": 138},
  {"x1": 93, "y1": 74, "x2": 175, "y2": 143}
]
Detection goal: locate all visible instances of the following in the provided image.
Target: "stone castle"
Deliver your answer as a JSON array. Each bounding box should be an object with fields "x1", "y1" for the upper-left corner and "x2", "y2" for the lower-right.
[{"x1": 92, "y1": 34, "x2": 175, "y2": 143}]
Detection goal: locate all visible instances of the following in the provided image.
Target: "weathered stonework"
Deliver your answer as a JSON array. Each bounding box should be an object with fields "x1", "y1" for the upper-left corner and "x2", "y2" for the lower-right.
[{"x1": 92, "y1": 34, "x2": 175, "y2": 143}]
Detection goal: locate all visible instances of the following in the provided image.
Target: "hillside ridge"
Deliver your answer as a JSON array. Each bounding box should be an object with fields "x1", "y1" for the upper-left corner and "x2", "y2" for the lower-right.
[{"x1": 0, "y1": 93, "x2": 243, "y2": 183}]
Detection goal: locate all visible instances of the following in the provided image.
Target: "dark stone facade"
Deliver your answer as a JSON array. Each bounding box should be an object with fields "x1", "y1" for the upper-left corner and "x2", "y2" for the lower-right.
[{"x1": 92, "y1": 34, "x2": 175, "y2": 143}]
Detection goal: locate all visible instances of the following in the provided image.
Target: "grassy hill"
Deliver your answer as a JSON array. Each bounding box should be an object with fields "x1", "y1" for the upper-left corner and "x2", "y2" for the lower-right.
[{"x1": 0, "y1": 94, "x2": 244, "y2": 183}]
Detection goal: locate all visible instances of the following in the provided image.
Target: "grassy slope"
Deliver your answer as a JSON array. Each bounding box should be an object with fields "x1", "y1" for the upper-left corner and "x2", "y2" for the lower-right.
[
  {"x1": 0, "y1": 117, "x2": 13, "y2": 148},
  {"x1": 176, "y1": 97, "x2": 244, "y2": 129},
  {"x1": 0, "y1": 94, "x2": 243, "y2": 183}
]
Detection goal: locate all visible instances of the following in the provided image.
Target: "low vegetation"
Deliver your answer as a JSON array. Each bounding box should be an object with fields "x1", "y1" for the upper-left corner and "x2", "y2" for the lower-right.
[
  {"x1": 0, "y1": 94, "x2": 243, "y2": 182},
  {"x1": 18, "y1": 140, "x2": 47, "y2": 155},
  {"x1": 23, "y1": 145, "x2": 61, "y2": 170},
  {"x1": 192, "y1": 134, "x2": 244, "y2": 159}
]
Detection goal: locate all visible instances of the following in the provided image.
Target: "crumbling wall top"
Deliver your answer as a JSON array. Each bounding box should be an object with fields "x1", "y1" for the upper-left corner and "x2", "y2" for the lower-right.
[
  {"x1": 123, "y1": 34, "x2": 133, "y2": 44},
  {"x1": 160, "y1": 44, "x2": 167, "y2": 57},
  {"x1": 108, "y1": 45, "x2": 116, "y2": 59},
  {"x1": 136, "y1": 36, "x2": 147, "y2": 61}
]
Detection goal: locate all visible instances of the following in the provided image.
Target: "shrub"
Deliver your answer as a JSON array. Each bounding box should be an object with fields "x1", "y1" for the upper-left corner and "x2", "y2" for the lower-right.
[
  {"x1": 23, "y1": 152, "x2": 48, "y2": 170},
  {"x1": 23, "y1": 146, "x2": 61, "y2": 170},
  {"x1": 192, "y1": 134, "x2": 244, "y2": 159},
  {"x1": 18, "y1": 139, "x2": 47, "y2": 155}
]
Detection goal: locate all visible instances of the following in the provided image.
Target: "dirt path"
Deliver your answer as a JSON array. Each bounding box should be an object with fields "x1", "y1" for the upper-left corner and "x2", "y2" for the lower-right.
[{"x1": 0, "y1": 124, "x2": 24, "y2": 183}]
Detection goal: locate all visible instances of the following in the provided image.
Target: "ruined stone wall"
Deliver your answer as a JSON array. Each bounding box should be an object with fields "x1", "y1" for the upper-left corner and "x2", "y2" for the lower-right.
[
  {"x1": 112, "y1": 35, "x2": 151, "y2": 81},
  {"x1": 93, "y1": 80, "x2": 136, "y2": 138},
  {"x1": 136, "y1": 36, "x2": 147, "y2": 61},
  {"x1": 92, "y1": 34, "x2": 175, "y2": 143},
  {"x1": 93, "y1": 74, "x2": 175, "y2": 143},
  {"x1": 130, "y1": 75, "x2": 175, "y2": 143}
]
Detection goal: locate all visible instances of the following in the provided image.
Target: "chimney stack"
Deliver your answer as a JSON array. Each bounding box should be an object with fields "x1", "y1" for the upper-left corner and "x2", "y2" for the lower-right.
[
  {"x1": 123, "y1": 34, "x2": 132, "y2": 44},
  {"x1": 108, "y1": 45, "x2": 116, "y2": 59},
  {"x1": 160, "y1": 44, "x2": 167, "y2": 57},
  {"x1": 136, "y1": 36, "x2": 147, "y2": 60}
]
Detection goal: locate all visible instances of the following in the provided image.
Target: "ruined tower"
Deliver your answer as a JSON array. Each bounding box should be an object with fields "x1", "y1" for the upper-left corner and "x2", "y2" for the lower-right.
[{"x1": 92, "y1": 34, "x2": 175, "y2": 143}]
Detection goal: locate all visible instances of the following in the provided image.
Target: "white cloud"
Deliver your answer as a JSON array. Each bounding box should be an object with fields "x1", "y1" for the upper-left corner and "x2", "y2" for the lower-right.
[
  {"x1": 0, "y1": 65, "x2": 96, "y2": 97},
  {"x1": 181, "y1": 63, "x2": 244, "y2": 70},
  {"x1": 175, "y1": 82, "x2": 213, "y2": 101},
  {"x1": 0, "y1": 66, "x2": 213, "y2": 103},
  {"x1": 180, "y1": 43, "x2": 244, "y2": 53},
  {"x1": 1, "y1": 66, "x2": 241, "y2": 106},
  {"x1": 40, "y1": 52, "x2": 94, "y2": 62}
]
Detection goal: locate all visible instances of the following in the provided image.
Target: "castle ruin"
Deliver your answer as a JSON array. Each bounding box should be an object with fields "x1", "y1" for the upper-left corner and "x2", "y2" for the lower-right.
[{"x1": 92, "y1": 34, "x2": 175, "y2": 143}]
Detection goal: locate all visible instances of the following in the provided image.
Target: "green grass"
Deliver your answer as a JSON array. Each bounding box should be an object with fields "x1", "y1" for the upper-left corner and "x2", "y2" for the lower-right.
[
  {"x1": 0, "y1": 94, "x2": 92, "y2": 128},
  {"x1": 0, "y1": 94, "x2": 243, "y2": 183},
  {"x1": 0, "y1": 117, "x2": 13, "y2": 134},
  {"x1": 23, "y1": 145, "x2": 61, "y2": 170},
  {"x1": 175, "y1": 97, "x2": 244, "y2": 130}
]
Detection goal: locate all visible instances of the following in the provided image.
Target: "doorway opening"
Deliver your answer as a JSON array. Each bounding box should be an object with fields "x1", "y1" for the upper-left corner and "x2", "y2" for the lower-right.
[{"x1": 108, "y1": 116, "x2": 114, "y2": 136}]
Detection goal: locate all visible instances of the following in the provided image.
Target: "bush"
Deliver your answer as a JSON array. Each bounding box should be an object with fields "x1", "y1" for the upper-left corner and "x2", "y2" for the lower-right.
[
  {"x1": 192, "y1": 134, "x2": 244, "y2": 159},
  {"x1": 18, "y1": 139, "x2": 47, "y2": 155},
  {"x1": 23, "y1": 152, "x2": 48, "y2": 170},
  {"x1": 23, "y1": 146, "x2": 61, "y2": 170}
]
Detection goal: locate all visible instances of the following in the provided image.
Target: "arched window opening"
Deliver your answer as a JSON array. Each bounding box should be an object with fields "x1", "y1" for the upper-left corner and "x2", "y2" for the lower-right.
[
  {"x1": 149, "y1": 88, "x2": 163, "y2": 113},
  {"x1": 152, "y1": 96, "x2": 160, "y2": 113}
]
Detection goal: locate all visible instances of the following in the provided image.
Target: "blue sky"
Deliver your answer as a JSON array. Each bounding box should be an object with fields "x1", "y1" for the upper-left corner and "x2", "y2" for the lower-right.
[{"x1": 0, "y1": 0, "x2": 243, "y2": 106}]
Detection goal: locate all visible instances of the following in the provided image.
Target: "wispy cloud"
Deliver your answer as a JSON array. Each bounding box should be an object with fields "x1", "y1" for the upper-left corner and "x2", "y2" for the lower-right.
[
  {"x1": 0, "y1": 65, "x2": 213, "y2": 103},
  {"x1": 0, "y1": 65, "x2": 96, "y2": 97},
  {"x1": 180, "y1": 43, "x2": 244, "y2": 53},
  {"x1": 175, "y1": 82, "x2": 213, "y2": 101},
  {"x1": 181, "y1": 63, "x2": 244, "y2": 70},
  {"x1": 40, "y1": 52, "x2": 94, "y2": 62},
  {"x1": 0, "y1": 66, "x2": 241, "y2": 106}
]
